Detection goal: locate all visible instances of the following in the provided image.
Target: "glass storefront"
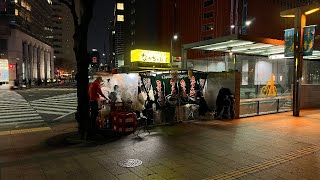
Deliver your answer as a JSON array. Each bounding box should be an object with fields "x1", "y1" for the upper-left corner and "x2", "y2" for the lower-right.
[{"x1": 187, "y1": 54, "x2": 294, "y2": 117}]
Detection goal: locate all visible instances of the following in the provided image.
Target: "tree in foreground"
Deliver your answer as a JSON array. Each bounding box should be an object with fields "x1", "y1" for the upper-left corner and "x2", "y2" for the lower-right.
[{"x1": 59, "y1": 0, "x2": 96, "y2": 139}]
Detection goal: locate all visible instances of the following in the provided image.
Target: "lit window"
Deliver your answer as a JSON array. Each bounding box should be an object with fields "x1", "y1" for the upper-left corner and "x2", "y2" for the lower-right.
[
  {"x1": 15, "y1": 9, "x2": 19, "y2": 16},
  {"x1": 117, "y1": 15, "x2": 124, "y2": 22},
  {"x1": 117, "y1": 3, "x2": 124, "y2": 10},
  {"x1": 14, "y1": 0, "x2": 18, "y2": 3}
]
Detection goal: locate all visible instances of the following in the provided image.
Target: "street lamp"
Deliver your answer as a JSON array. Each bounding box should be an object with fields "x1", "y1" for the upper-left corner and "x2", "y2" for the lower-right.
[
  {"x1": 230, "y1": 20, "x2": 254, "y2": 34},
  {"x1": 280, "y1": 3, "x2": 320, "y2": 117},
  {"x1": 170, "y1": 34, "x2": 178, "y2": 66}
]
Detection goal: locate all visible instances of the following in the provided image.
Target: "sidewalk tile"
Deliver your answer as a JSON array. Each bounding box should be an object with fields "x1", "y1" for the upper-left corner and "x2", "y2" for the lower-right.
[{"x1": 116, "y1": 172, "x2": 142, "y2": 180}]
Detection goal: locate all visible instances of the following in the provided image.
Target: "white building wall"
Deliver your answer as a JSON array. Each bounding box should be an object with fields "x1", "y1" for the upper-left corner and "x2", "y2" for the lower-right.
[{"x1": 6, "y1": 29, "x2": 54, "y2": 85}]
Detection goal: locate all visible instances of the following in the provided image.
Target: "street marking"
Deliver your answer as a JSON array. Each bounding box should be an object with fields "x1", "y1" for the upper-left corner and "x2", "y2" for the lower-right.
[
  {"x1": 29, "y1": 92, "x2": 77, "y2": 118},
  {"x1": 36, "y1": 110, "x2": 66, "y2": 115},
  {"x1": 204, "y1": 145, "x2": 320, "y2": 180},
  {"x1": 53, "y1": 111, "x2": 75, "y2": 121},
  {"x1": 0, "y1": 126, "x2": 51, "y2": 136},
  {"x1": 0, "y1": 90, "x2": 45, "y2": 126}
]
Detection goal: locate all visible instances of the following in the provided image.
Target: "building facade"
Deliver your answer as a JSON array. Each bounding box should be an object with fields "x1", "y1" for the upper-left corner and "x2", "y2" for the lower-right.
[
  {"x1": 111, "y1": 0, "x2": 161, "y2": 68},
  {"x1": 52, "y1": 0, "x2": 76, "y2": 72},
  {"x1": 160, "y1": 0, "x2": 318, "y2": 59},
  {"x1": 0, "y1": 0, "x2": 54, "y2": 86}
]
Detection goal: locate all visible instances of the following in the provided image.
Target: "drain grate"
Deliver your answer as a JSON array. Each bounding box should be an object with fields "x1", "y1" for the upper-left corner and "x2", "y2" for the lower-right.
[{"x1": 118, "y1": 159, "x2": 143, "y2": 168}]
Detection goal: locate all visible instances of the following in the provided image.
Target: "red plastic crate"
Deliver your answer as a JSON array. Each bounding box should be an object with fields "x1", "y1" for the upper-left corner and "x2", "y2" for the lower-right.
[{"x1": 112, "y1": 112, "x2": 136, "y2": 133}]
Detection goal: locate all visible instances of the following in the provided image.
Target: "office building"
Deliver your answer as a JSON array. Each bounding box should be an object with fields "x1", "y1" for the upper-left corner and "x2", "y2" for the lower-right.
[
  {"x1": 0, "y1": 0, "x2": 54, "y2": 86},
  {"x1": 52, "y1": 0, "x2": 76, "y2": 72}
]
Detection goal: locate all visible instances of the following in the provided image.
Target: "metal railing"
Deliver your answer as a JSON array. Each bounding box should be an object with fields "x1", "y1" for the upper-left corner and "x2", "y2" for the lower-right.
[{"x1": 240, "y1": 96, "x2": 292, "y2": 117}]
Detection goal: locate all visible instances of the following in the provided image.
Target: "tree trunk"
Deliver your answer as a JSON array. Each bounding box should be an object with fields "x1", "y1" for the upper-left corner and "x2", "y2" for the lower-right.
[{"x1": 74, "y1": 26, "x2": 90, "y2": 139}]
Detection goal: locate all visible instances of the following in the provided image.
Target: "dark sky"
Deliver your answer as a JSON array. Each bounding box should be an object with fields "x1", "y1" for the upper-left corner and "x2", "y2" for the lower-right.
[{"x1": 88, "y1": 0, "x2": 115, "y2": 56}]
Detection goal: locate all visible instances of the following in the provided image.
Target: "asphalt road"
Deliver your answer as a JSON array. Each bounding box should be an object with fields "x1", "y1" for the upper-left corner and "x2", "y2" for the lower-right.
[{"x1": 0, "y1": 88, "x2": 77, "y2": 131}]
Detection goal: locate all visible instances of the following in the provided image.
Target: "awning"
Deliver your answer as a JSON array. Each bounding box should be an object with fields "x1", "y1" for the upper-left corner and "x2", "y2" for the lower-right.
[{"x1": 183, "y1": 34, "x2": 320, "y2": 60}]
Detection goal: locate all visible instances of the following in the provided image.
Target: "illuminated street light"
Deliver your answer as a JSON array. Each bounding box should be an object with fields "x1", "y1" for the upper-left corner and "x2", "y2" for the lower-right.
[
  {"x1": 230, "y1": 20, "x2": 254, "y2": 34},
  {"x1": 173, "y1": 34, "x2": 178, "y2": 40},
  {"x1": 245, "y1": 20, "x2": 252, "y2": 26},
  {"x1": 280, "y1": 3, "x2": 320, "y2": 117},
  {"x1": 170, "y1": 34, "x2": 178, "y2": 66}
]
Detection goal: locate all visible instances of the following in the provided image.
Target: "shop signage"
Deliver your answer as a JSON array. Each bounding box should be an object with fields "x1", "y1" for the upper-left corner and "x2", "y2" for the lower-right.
[
  {"x1": 0, "y1": 59, "x2": 9, "y2": 82},
  {"x1": 303, "y1": 25, "x2": 316, "y2": 56},
  {"x1": 131, "y1": 49, "x2": 170, "y2": 64},
  {"x1": 142, "y1": 72, "x2": 208, "y2": 109},
  {"x1": 284, "y1": 28, "x2": 294, "y2": 57}
]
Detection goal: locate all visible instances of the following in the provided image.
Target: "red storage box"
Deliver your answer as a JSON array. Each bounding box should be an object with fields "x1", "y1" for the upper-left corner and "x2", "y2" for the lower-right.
[{"x1": 112, "y1": 112, "x2": 136, "y2": 133}]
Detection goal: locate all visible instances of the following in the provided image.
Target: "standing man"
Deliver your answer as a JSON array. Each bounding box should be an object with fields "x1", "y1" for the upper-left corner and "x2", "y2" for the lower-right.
[{"x1": 89, "y1": 76, "x2": 107, "y2": 134}]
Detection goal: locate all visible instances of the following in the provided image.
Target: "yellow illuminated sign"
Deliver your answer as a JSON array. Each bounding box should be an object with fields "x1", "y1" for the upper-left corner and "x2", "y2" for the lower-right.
[{"x1": 131, "y1": 49, "x2": 170, "y2": 64}]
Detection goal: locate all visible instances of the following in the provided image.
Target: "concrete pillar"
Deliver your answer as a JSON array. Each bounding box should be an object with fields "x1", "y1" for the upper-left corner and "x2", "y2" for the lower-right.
[
  {"x1": 23, "y1": 42, "x2": 29, "y2": 80},
  {"x1": 50, "y1": 52, "x2": 54, "y2": 79},
  {"x1": 47, "y1": 52, "x2": 52, "y2": 79},
  {"x1": 40, "y1": 49, "x2": 45, "y2": 79},
  {"x1": 33, "y1": 46, "x2": 38, "y2": 79},
  {"x1": 28, "y1": 44, "x2": 33, "y2": 80},
  {"x1": 37, "y1": 47, "x2": 41, "y2": 80},
  {"x1": 44, "y1": 50, "x2": 47, "y2": 82}
]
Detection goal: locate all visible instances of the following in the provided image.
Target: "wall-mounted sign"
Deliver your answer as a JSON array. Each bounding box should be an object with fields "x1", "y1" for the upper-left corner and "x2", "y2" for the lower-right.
[
  {"x1": 284, "y1": 28, "x2": 294, "y2": 57},
  {"x1": 131, "y1": 49, "x2": 170, "y2": 64},
  {"x1": 303, "y1": 25, "x2": 316, "y2": 56},
  {"x1": 0, "y1": 59, "x2": 9, "y2": 82}
]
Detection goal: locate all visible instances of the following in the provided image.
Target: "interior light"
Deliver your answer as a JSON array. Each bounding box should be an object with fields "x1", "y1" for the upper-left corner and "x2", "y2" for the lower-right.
[
  {"x1": 280, "y1": 15, "x2": 295, "y2": 18},
  {"x1": 231, "y1": 25, "x2": 235, "y2": 29},
  {"x1": 305, "y1": 8, "x2": 320, "y2": 15}
]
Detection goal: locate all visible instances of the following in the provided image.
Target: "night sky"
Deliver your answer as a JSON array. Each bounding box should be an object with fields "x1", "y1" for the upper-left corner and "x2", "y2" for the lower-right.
[{"x1": 88, "y1": 0, "x2": 115, "y2": 57}]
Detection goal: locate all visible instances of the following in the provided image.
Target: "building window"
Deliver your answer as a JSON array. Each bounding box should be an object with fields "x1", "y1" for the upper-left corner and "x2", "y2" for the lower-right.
[
  {"x1": 0, "y1": 39, "x2": 8, "y2": 50},
  {"x1": 203, "y1": 11, "x2": 213, "y2": 19},
  {"x1": 203, "y1": 24, "x2": 214, "y2": 31},
  {"x1": 117, "y1": 15, "x2": 124, "y2": 22},
  {"x1": 131, "y1": 8, "x2": 135, "y2": 14},
  {"x1": 202, "y1": 36, "x2": 213, "y2": 40},
  {"x1": 203, "y1": 50, "x2": 212, "y2": 54},
  {"x1": 204, "y1": 0, "x2": 214, "y2": 7},
  {"x1": 131, "y1": 19, "x2": 135, "y2": 25},
  {"x1": 131, "y1": 30, "x2": 135, "y2": 35},
  {"x1": 15, "y1": 9, "x2": 19, "y2": 16},
  {"x1": 117, "y1": 3, "x2": 124, "y2": 10}
]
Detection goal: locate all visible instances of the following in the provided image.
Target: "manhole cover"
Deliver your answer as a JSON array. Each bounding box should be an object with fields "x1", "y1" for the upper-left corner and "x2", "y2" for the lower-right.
[{"x1": 118, "y1": 159, "x2": 142, "y2": 168}]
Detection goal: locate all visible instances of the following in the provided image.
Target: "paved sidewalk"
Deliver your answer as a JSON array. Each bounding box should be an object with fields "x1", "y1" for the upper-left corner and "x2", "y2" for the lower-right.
[{"x1": 1, "y1": 110, "x2": 320, "y2": 179}]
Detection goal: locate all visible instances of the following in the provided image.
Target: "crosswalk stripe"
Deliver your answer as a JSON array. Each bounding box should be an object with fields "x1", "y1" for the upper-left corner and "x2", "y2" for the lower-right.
[
  {"x1": 30, "y1": 101, "x2": 77, "y2": 106},
  {"x1": 32, "y1": 106, "x2": 74, "y2": 113},
  {"x1": 0, "y1": 90, "x2": 45, "y2": 127},
  {"x1": 36, "y1": 110, "x2": 66, "y2": 115},
  {"x1": 0, "y1": 113, "x2": 40, "y2": 120},
  {"x1": 0, "y1": 109, "x2": 36, "y2": 113},
  {"x1": 0, "y1": 116, "x2": 42, "y2": 123},
  {"x1": 30, "y1": 103, "x2": 76, "y2": 110},
  {"x1": 0, "y1": 107, "x2": 36, "y2": 111},
  {"x1": 29, "y1": 92, "x2": 77, "y2": 117},
  {"x1": 0, "y1": 111, "x2": 38, "y2": 116}
]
